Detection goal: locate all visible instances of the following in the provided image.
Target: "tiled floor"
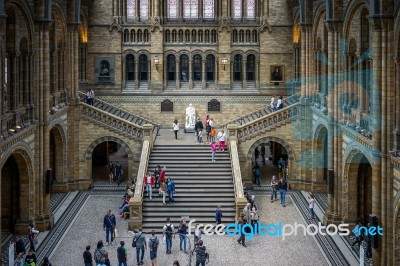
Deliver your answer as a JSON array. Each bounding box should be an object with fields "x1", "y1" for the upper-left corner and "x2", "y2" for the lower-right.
[{"x1": 47, "y1": 193, "x2": 328, "y2": 266}]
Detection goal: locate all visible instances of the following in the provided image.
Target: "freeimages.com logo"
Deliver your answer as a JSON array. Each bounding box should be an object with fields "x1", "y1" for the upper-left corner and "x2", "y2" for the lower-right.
[{"x1": 187, "y1": 219, "x2": 383, "y2": 241}]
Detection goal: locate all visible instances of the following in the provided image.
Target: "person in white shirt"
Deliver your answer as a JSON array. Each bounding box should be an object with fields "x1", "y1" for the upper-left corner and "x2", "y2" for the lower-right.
[
  {"x1": 276, "y1": 96, "x2": 283, "y2": 110},
  {"x1": 172, "y1": 119, "x2": 179, "y2": 140},
  {"x1": 86, "y1": 89, "x2": 95, "y2": 106},
  {"x1": 308, "y1": 194, "x2": 315, "y2": 220},
  {"x1": 217, "y1": 130, "x2": 227, "y2": 152},
  {"x1": 270, "y1": 96, "x2": 275, "y2": 111}
]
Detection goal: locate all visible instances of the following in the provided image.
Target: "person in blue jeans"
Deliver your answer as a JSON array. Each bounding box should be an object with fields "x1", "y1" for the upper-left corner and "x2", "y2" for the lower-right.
[
  {"x1": 270, "y1": 176, "x2": 278, "y2": 202},
  {"x1": 117, "y1": 241, "x2": 127, "y2": 266},
  {"x1": 163, "y1": 218, "x2": 175, "y2": 254},
  {"x1": 178, "y1": 219, "x2": 188, "y2": 253},
  {"x1": 167, "y1": 178, "x2": 176, "y2": 204},
  {"x1": 103, "y1": 210, "x2": 116, "y2": 245},
  {"x1": 278, "y1": 178, "x2": 287, "y2": 207},
  {"x1": 133, "y1": 227, "x2": 146, "y2": 265},
  {"x1": 114, "y1": 162, "x2": 123, "y2": 186}
]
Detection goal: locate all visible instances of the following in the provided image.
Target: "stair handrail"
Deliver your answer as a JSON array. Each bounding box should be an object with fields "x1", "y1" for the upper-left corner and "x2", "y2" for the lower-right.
[
  {"x1": 226, "y1": 125, "x2": 248, "y2": 220},
  {"x1": 128, "y1": 124, "x2": 154, "y2": 230},
  {"x1": 221, "y1": 92, "x2": 300, "y2": 127},
  {"x1": 236, "y1": 102, "x2": 300, "y2": 141},
  {"x1": 80, "y1": 103, "x2": 144, "y2": 140}
]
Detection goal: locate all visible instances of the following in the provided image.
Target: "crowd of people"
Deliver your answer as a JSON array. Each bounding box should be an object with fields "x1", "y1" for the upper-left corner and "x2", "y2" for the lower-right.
[{"x1": 107, "y1": 161, "x2": 124, "y2": 186}]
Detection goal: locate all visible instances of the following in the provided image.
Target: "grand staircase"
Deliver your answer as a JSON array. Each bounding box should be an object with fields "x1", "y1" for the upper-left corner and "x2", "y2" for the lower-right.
[{"x1": 142, "y1": 145, "x2": 236, "y2": 233}]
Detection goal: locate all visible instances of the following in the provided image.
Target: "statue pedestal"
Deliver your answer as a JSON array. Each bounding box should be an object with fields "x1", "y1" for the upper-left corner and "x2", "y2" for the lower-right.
[{"x1": 185, "y1": 126, "x2": 195, "y2": 133}]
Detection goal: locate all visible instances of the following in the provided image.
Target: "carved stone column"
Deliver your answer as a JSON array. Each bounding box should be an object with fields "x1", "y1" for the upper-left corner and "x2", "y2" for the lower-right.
[
  {"x1": 242, "y1": 59, "x2": 246, "y2": 90},
  {"x1": 189, "y1": 59, "x2": 193, "y2": 89},
  {"x1": 175, "y1": 59, "x2": 180, "y2": 89},
  {"x1": 202, "y1": 59, "x2": 206, "y2": 89},
  {"x1": 394, "y1": 57, "x2": 400, "y2": 151},
  {"x1": 135, "y1": 59, "x2": 139, "y2": 89}
]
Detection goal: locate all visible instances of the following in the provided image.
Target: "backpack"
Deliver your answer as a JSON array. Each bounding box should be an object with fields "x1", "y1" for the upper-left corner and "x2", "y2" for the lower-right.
[
  {"x1": 132, "y1": 233, "x2": 142, "y2": 248},
  {"x1": 94, "y1": 248, "x2": 103, "y2": 263},
  {"x1": 165, "y1": 224, "x2": 173, "y2": 236},
  {"x1": 149, "y1": 237, "x2": 159, "y2": 251}
]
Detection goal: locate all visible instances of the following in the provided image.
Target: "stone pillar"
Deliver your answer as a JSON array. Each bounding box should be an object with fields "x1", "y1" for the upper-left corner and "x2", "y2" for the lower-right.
[
  {"x1": 135, "y1": 59, "x2": 139, "y2": 89},
  {"x1": 394, "y1": 58, "x2": 400, "y2": 151},
  {"x1": 121, "y1": 55, "x2": 126, "y2": 90},
  {"x1": 175, "y1": 59, "x2": 180, "y2": 89},
  {"x1": 242, "y1": 59, "x2": 247, "y2": 90},
  {"x1": 154, "y1": 0, "x2": 160, "y2": 17},
  {"x1": 202, "y1": 59, "x2": 206, "y2": 89},
  {"x1": 189, "y1": 59, "x2": 193, "y2": 89}
]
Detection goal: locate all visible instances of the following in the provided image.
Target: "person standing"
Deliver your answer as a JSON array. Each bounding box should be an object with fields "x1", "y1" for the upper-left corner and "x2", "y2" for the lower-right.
[
  {"x1": 41, "y1": 256, "x2": 52, "y2": 266},
  {"x1": 178, "y1": 220, "x2": 188, "y2": 253},
  {"x1": 211, "y1": 141, "x2": 217, "y2": 162},
  {"x1": 15, "y1": 236, "x2": 25, "y2": 256},
  {"x1": 270, "y1": 95, "x2": 276, "y2": 111},
  {"x1": 242, "y1": 203, "x2": 251, "y2": 225},
  {"x1": 117, "y1": 241, "x2": 128, "y2": 266},
  {"x1": 236, "y1": 215, "x2": 247, "y2": 247},
  {"x1": 192, "y1": 240, "x2": 207, "y2": 266},
  {"x1": 210, "y1": 127, "x2": 216, "y2": 143},
  {"x1": 276, "y1": 96, "x2": 283, "y2": 110},
  {"x1": 159, "y1": 167, "x2": 166, "y2": 185},
  {"x1": 28, "y1": 224, "x2": 39, "y2": 252},
  {"x1": 144, "y1": 171, "x2": 155, "y2": 200},
  {"x1": 103, "y1": 210, "x2": 116, "y2": 246},
  {"x1": 154, "y1": 165, "x2": 162, "y2": 189},
  {"x1": 14, "y1": 252, "x2": 24, "y2": 266},
  {"x1": 114, "y1": 162, "x2": 123, "y2": 186},
  {"x1": 83, "y1": 245, "x2": 93, "y2": 266},
  {"x1": 172, "y1": 119, "x2": 179, "y2": 140},
  {"x1": 160, "y1": 181, "x2": 167, "y2": 205},
  {"x1": 278, "y1": 157, "x2": 286, "y2": 179},
  {"x1": 148, "y1": 230, "x2": 159, "y2": 266},
  {"x1": 86, "y1": 88, "x2": 95, "y2": 106},
  {"x1": 25, "y1": 249, "x2": 37, "y2": 265},
  {"x1": 133, "y1": 227, "x2": 146, "y2": 265},
  {"x1": 270, "y1": 176, "x2": 278, "y2": 202},
  {"x1": 194, "y1": 118, "x2": 204, "y2": 144},
  {"x1": 308, "y1": 194, "x2": 315, "y2": 220},
  {"x1": 278, "y1": 178, "x2": 287, "y2": 207},
  {"x1": 163, "y1": 218, "x2": 175, "y2": 254},
  {"x1": 108, "y1": 162, "x2": 114, "y2": 184},
  {"x1": 252, "y1": 163, "x2": 261, "y2": 186},
  {"x1": 215, "y1": 205, "x2": 223, "y2": 224},
  {"x1": 167, "y1": 178, "x2": 175, "y2": 204},
  {"x1": 260, "y1": 145, "x2": 266, "y2": 165},
  {"x1": 217, "y1": 130, "x2": 227, "y2": 152}
]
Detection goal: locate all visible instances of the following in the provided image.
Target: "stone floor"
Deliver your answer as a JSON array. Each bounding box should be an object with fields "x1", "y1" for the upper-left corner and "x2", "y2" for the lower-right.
[{"x1": 47, "y1": 193, "x2": 329, "y2": 266}]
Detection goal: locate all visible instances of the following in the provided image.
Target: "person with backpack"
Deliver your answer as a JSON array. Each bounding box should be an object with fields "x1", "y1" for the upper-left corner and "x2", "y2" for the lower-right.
[
  {"x1": 132, "y1": 227, "x2": 146, "y2": 265},
  {"x1": 86, "y1": 88, "x2": 95, "y2": 106},
  {"x1": 103, "y1": 210, "x2": 116, "y2": 246},
  {"x1": 163, "y1": 218, "x2": 175, "y2": 254},
  {"x1": 215, "y1": 205, "x2": 223, "y2": 224},
  {"x1": 192, "y1": 240, "x2": 208, "y2": 266},
  {"x1": 252, "y1": 163, "x2": 261, "y2": 186},
  {"x1": 83, "y1": 245, "x2": 93, "y2": 266},
  {"x1": 148, "y1": 230, "x2": 159, "y2": 266},
  {"x1": 94, "y1": 241, "x2": 105, "y2": 264},
  {"x1": 117, "y1": 241, "x2": 127, "y2": 266},
  {"x1": 167, "y1": 178, "x2": 176, "y2": 204},
  {"x1": 177, "y1": 219, "x2": 188, "y2": 253}
]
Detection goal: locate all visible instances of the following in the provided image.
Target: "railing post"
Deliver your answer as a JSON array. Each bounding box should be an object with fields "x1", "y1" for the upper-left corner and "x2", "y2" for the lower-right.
[
  {"x1": 129, "y1": 124, "x2": 153, "y2": 230},
  {"x1": 227, "y1": 124, "x2": 247, "y2": 220}
]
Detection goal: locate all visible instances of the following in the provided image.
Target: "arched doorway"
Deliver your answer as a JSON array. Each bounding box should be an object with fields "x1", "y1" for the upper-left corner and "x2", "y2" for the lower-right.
[
  {"x1": 313, "y1": 125, "x2": 328, "y2": 183},
  {"x1": 126, "y1": 54, "x2": 135, "y2": 81},
  {"x1": 192, "y1": 54, "x2": 202, "y2": 81},
  {"x1": 345, "y1": 151, "x2": 372, "y2": 224},
  {"x1": 206, "y1": 54, "x2": 215, "y2": 81},
  {"x1": 50, "y1": 126, "x2": 64, "y2": 184},
  {"x1": 180, "y1": 54, "x2": 189, "y2": 82},
  {"x1": 233, "y1": 54, "x2": 242, "y2": 81},
  {"x1": 91, "y1": 141, "x2": 129, "y2": 185},
  {"x1": 246, "y1": 54, "x2": 255, "y2": 81},
  {"x1": 249, "y1": 139, "x2": 291, "y2": 186},
  {"x1": 1, "y1": 151, "x2": 31, "y2": 233},
  {"x1": 166, "y1": 54, "x2": 176, "y2": 81},
  {"x1": 139, "y1": 54, "x2": 148, "y2": 81}
]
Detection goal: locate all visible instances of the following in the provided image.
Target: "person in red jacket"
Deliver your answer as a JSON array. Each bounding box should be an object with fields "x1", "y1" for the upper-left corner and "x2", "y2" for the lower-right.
[{"x1": 144, "y1": 171, "x2": 155, "y2": 200}]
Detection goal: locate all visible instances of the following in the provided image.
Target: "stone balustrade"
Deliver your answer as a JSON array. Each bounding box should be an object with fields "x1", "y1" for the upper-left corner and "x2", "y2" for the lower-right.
[{"x1": 80, "y1": 103, "x2": 144, "y2": 141}]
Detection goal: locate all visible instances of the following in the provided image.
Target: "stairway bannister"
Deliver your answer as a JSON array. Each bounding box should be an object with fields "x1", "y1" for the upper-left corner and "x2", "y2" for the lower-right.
[
  {"x1": 227, "y1": 124, "x2": 248, "y2": 220},
  {"x1": 129, "y1": 124, "x2": 154, "y2": 230},
  {"x1": 236, "y1": 103, "x2": 300, "y2": 141},
  {"x1": 80, "y1": 103, "x2": 144, "y2": 140}
]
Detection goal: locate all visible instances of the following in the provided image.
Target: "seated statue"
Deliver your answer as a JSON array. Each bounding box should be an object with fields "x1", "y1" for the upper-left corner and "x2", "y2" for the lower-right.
[{"x1": 185, "y1": 103, "x2": 196, "y2": 128}]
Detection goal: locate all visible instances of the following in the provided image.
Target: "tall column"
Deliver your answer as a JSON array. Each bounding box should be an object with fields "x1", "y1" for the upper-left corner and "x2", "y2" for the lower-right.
[
  {"x1": 175, "y1": 59, "x2": 180, "y2": 89},
  {"x1": 222, "y1": 0, "x2": 228, "y2": 17},
  {"x1": 242, "y1": 59, "x2": 246, "y2": 90},
  {"x1": 189, "y1": 59, "x2": 193, "y2": 89},
  {"x1": 394, "y1": 58, "x2": 400, "y2": 151},
  {"x1": 135, "y1": 59, "x2": 139, "y2": 88},
  {"x1": 202, "y1": 59, "x2": 206, "y2": 89},
  {"x1": 154, "y1": 0, "x2": 160, "y2": 17}
]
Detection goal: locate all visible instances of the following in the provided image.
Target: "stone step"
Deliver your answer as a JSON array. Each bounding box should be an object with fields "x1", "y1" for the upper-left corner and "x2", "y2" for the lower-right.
[
  {"x1": 143, "y1": 197, "x2": 235, "y2": 205},
  {"x1": 143, "y1": 192, "x2": 235, "y2": 197},
  {"x1": 145, "y1": 174, "x2": 232, "y2": 178},
  {"x1": 163, "y1": 183, "x2": 234, "y2": 188},
  {"x1": 142, "y1": 211, "x2": 236, "y2": 219}
]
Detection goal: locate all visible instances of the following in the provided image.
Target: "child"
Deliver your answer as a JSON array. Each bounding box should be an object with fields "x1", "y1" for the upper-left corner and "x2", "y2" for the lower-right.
[
  {"x1": 197, "y1": 129, "x2": 203, "y2": 144},
  {"x1": 215, "y1": 205, "x2": 222, "y2": 224},
  {"x1": 210, "y1": 127, "x2": 216, "y2": 143},
  {"x1": 211, "y1": 141, "x2": 217, "y2": 162}
]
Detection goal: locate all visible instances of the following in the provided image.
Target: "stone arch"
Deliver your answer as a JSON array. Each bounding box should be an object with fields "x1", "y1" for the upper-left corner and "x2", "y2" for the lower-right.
[
  {"x1": 313, "y1": 9, "x2": 326, "y2": 45},
  {"x1": 342, "y1": 147, "x2": 373, "y2": 223},
  {"x1": 0, "y1": 145, "x2": 34, "y2": 232},
  {"x1": 312, "y1": 123, "x2": 329, "y2": 183},
  {"x1": 246, "y1": 136, "x2": 296, "y2": 161},
  {"x1": 5, "y1": 0, "x2": 34, "y2": 45},
  {"x1": 164, "y1": 50, "x2": 179, "y2": 60},
  {"x1": 49, "y1": 122, "x2": 67, "y2": 182},
  {"x1": 394, "y1": 201, "x2": 400, "y2": 265},
  {"x1": 191, "y1": 50, "x2": 204, "y2": 57},
  {"x1": 343, "y1": 0, "x2": 369, "y2": 38}
]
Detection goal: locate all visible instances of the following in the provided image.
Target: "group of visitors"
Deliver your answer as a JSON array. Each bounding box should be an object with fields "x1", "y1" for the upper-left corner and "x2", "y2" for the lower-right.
[
  {"x1": 269, "y1": 95, "x2": 284, "y2": 112},
  {"x1": 85, "y1": 88, "x2": 95, "y2": 106},
  {"x1": 350, "y1": 218, "x2": 372, "y2": 259},
  {"x1": 236, "y1": 192, "x2": 259, "y2": 248},
  {"x1": 270, "y1": 175, "x2": 288, "y2": 207},
  {"x1": 107, "y1": 161, "x2": 123, "y2": 186},
  {"x1": 144, "y1": 166, "x2": 176, "y2": 205},
  {"x1": 13, "y1": 226, "x2": 52, "y2": 266}
]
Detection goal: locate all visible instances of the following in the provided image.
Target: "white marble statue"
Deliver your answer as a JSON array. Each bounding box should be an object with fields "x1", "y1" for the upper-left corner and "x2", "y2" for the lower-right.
[{"x1": 185, "y1": 103, "x2": 196, "y2": 128}]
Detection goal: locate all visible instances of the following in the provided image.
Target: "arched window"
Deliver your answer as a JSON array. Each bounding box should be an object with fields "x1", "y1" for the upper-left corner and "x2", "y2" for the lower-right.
[
  {"x1": 211, "y1": 30, "x2": 217, "y2": 43},
  {"x1": 180, "y1": 54, "x2": 189, "y2": 81},
  {"x1": 198, "y1": 30, "x2": 203, "y2": 42},
  {"x1": 233, "y1": 30, "x2": 238, "y2": 43},
  {"x1": 167, "y1": 0, "x2": 179, "y2": 18},
  {"x1": 126, "y1": 54, "x2": 135, "y2": 81},
  {"x1": 167, "y1": 54, "x2": 176, "y2": 81},
  {"x1": 205, "y1": 30, "x2": 210, "y2": 43},
  {"x1": 206, "y1": 54, "x2": 215, "y2": 81},
  {"x1": 203, "y1": 0, "x2": 215, "y2": 19},
  {"x1": 127, "y1": 0, "x2": 135, "y2": 20},
  {"x1": 185, "y1": 30, "x2": 191, "y2": 42},
  {"x1": 165, "y1": 30, "x2": 170, "y2": 43},
  {"x1": 246, "y1": 0, "x2": 255, "y2": 19},
  {"x1": 232, "y1": 0, "x2": 242, "y2": 19},
  {"x1": 193, "y1": 54, "x2": 202, "y2": 81},
  {"x1": 192, "y1": 30, "x2": 197, "y2": 42},
  {"x1": 252, "y1": 30, "x2": 258, "y2": 43},
  {"x1": 139, "y1": 54, "x2": 148, "y2": 81},
  {"x1": 124, "y1": 30, "x2": 130, "y2": 42},
  {"x1": 131, "y1": 30, "x2": 136, "y2": 42},
  {"x1": 233, "y1": 54, "x2": 242, "y2": 81},
  {"x1": 178, "y1": 30, "x2": 184, "y2": 43},
  {"x1": 172, "y1": 30, "x2": 177, "y2": 43},
  {"x1": 139, "y1": 0, "x2": 149, "y2": 19},
  {"x1": 184, "y1": 0, "x2": 198, "y2": 19},
  {"x1": 137, "y1": 29, "x2": 142, "y2": 42},
  {"x1": 246, "y1": 54, "x2": 255, "y2": 81},
  {"x1": 246, "y1": 30, "x2": 251, "y2": 43}
]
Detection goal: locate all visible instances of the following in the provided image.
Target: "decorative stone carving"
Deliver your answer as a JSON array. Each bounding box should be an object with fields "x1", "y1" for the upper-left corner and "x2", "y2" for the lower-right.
[
  {"x1": 185, "y1": 103, "x2": 196, "y2": 132},
  {"x1": 161, "y1": 99, "x2": 173, "y2": 112},
  {"x1": 208, "y1": 99, "x2": 220, "y2": 112}
]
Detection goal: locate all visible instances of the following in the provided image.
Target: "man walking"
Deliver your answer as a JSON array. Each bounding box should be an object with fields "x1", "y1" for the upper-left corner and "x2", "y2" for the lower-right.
[
  {"x1": 133, "y1": 227, "x2": 146, "y2": 265},
  {"x1": 217, "y1": 129, "x2": 227, "y2": 151},
  {"x1": 114, "y1": 162, "x2": 123, "y2": 186},
  {"x1": 144, "y1": 171, "x2": 155, "y2": 200},
  {"x1": 117, "y1": 241, "x2": 127, "y2": 266},
  {"x1": 163, "y1": 218, "x2": 175, "y2": 254},
  {"x1": 148, "y1": 230, "x2": 160, "y2": 266},
  {"x1": 103, "y1": 210, "x2": 116, "y2": 246},
  {"x1": 192, "y1": 240, "x2": 208, "y2": 266},
  {"x1": 270, "y1": 176, "x2": 278, "y2": 202},
  {"x1": 278, "y1": 177, "x2": 287, "y2": 207},
  {"x1": 215, "y1": 205, "x2": 223, "y2": 224},
  {"x1": 237, "y1": 215, "x2": 247, "y2": 247},
  {"x1": 308, "y1": 194, "x2": 315, "y2": 220},
  {"x1": 83, "y1": 245, "x2": 93, "y2": 266},
  {"x1": 167, "y1": 178, "x2": 175, "y2": 204}
]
